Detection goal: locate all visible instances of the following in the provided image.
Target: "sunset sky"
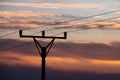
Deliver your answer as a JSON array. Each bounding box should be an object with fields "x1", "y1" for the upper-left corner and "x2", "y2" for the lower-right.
[{"x1": 0, "y1": 0, "x2": 120, "y2": 80}]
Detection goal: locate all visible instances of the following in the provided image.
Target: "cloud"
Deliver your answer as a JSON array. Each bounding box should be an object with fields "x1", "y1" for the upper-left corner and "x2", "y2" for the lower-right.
[
  {"x1": 0, "y1": 2, "x2": 103, "y2": 9},
  {"x1": 61, "y1": 21, "x2": 120, "y2": 29},
  {"x1": 0, "y1": 20, "x2": 56, "y2": 29},
  {"x1": 0, "y1": 40, "x2": 120, "y2": 73},
  {"x1": 0, "y1": 19, "x2": 120, "y2": 29},
  {"x1": 0, "y1": 39, "x2": 120, "y2": 73},
  {"x1": 0, "y1": 11, "x2": 60, "y2": 19},
  {"x1": 53, "y1": 41, "x2": 120, "y2": 60},
  {"x1": 0, "y1": 52, "x2": 120, "y2": 73},
  {"x1": 1, "y1": 39, "x2": 120, "y2": 60},
  {"x1": 0, "y1": 11, "x2": 80, "y2": 29},
  {"x1": 0, "y1": 10, "x2": 119, "y2": 29},
  {"x1": 0, "y1": 10, "x2": 82, "y2": 21}
]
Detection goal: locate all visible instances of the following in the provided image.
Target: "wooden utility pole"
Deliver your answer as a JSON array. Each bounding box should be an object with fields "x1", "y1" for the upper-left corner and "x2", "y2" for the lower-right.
[{"x1": 19, "y1": 30, "x2": 67, "y2": 80}]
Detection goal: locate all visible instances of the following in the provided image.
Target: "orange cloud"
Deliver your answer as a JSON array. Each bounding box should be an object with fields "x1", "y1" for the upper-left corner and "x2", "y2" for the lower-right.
[
  {"x1": 1, "y1": 20, "x2": 120, "y2": 29},
  {"x1": 0, "y1": 52, "x2": 40, "y2": 67},
  {"x1": 0, "y1": 52, "x2": 120, "y2": 73},
  {"x1": 89, "y1": 59, "x2": 120, "y2": 73},
  {"x1": 61, "y1": 21, "x2": 120, "y2": 29},
  {"x1": 0, "y1": 2, "x2": 103, "y2": 9}
]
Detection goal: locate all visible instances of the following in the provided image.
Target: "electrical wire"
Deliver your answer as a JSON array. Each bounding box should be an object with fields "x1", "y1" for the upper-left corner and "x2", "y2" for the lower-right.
[
  {"x1": 0, "y1": 30, "x2": 18, "y2": 38},
  {"x1": 0, "y1": 41, "x2": 32, "y2": 53},
  {"x1": 35, "y1": 16, "x2": 120, "y2": 35},
  {"x1": 0, "y1": 9, "x2": 120, "y2": 38},
  {"x1": 0, "y1": 16, "x2": 119, "y2": 52},
  {"x1": 56, "y1": 9, "x2": 120, "y2": 23},
  {"x1": 0, "y1": 9, "x2": 120, "y2": 51},
  {"x1": 54, "y1": 16, "x2": 120, "y2": 36}
]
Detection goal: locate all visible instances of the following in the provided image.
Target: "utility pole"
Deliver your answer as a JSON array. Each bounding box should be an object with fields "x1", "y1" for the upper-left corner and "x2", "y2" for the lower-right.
[{"x1": 19, "y1": 30, "x2": 67, "y2": 80}]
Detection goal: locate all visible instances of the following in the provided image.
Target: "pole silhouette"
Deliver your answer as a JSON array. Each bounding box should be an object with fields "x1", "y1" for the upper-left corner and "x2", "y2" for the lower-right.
[{"x1": 19, "y1": 30, "x2": 67, "y2": 80}]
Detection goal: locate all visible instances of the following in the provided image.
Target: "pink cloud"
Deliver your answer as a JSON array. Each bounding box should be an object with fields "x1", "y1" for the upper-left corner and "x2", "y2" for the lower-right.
[
  {"x1": 0, "y1": 2, "x2": 103, "y2": 9},
  {"x1": 0, "y1": 52, "x2": 120, "y2": 73},
  {"x1": 0, "y1": 11, "x2": 59, "y2": 19}
]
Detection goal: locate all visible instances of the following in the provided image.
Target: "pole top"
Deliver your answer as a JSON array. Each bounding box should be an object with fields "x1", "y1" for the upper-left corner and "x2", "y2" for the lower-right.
[{"x1": 19, "y1": 30, "x2": 67, "y2": 39}]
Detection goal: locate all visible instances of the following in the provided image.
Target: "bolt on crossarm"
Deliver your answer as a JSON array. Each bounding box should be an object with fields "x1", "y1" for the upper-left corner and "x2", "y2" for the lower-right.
[{"x1": 19, "y1": 30, "x2": 67, "y2": 80}]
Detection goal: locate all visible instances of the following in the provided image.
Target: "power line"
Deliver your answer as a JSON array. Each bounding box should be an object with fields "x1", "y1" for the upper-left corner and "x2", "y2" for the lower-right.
[
  {"x1": 0, "y1": 41, "x2": 32, "y2": 53},
  {"x1": 53, "y1": 16, "x2": 120, "y2": 35},
  {"x1": 27, "y1": 15, "x2": 120, "y2": 35},
  {"x1": 0, "y1": 25, "x2": 51, "y2": 45},
  {"x1": 0, "y1": 9, "x2": 120, "y2": 50},
  {"x1": 0, "y1": 29, "x2": 41, "y2": 45},
  {"x1": 1, "y1": 16, "x2": 119, "y2": 52},
  {"x1": 42, "y1": 16, "x2": 120, "y2": 35},
  {"x1": 68, "y1": 16, "x2": 120, "y2": 28},
  {"x1": 0, "y1": 30, "x2": 18, "y2": 38},
  {"x1": 1, "y1": 9, "x2": 120, "y2": 38},
  {"x1": 57, "y1": 9, "x2": 120, "y2": 23}
]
